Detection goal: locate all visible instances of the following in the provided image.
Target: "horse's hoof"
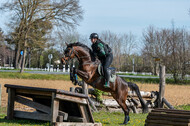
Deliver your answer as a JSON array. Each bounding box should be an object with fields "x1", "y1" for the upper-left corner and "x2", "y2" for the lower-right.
[
  {"x1": 119, "y1": 123, "x2": 128, "y2": 125},
  {"x1": 143, "y1": 108, "x2": 149, "y2": 113}
]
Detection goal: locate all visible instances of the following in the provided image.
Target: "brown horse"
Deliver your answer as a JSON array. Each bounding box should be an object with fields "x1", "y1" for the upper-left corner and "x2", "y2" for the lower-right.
[{"x1": 62, "y1": 42, "x2": 148, "y2": 125}]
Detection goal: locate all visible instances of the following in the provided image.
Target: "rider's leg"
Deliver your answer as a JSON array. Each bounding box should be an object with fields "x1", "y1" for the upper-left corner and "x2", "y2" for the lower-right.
[{"x1": 102, "y1": 53, "x2": 113, "y2": 88}]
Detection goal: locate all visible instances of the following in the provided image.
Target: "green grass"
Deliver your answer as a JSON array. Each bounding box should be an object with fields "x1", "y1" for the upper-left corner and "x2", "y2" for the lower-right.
[
  {"x1": 0, "y1": 72, "x2": 190, "y2": 84},
  {"x1": 117, "y1": 73, "x2": 157, "y2": 77},
  {"x1": 0, "y1": 72, "x2": 70, "y2": 80},
  {"x1": 175, "y1": 104, "x2": 190, "y2": 110},
  {"x1": 122, "y1": 77, "x2": 190, "y2": 85},
  {"x1": 0, "y1": 115, "x2": 50, "y2": 126},
  {"x1": 0, "y1": 112, "x2": 147, "y2": 126},
  {"x1": 93, "y1": 111, "x2": 147, "y2": 126},
  {"x1": 0, "y1": 105, "x2": 190, "y2": 126}
]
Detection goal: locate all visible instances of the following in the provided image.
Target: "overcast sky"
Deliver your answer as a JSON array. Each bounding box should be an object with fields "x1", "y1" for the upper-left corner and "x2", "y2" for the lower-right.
[{"x1": 0, "y1": 0, "x2": 190, "y2": 41}]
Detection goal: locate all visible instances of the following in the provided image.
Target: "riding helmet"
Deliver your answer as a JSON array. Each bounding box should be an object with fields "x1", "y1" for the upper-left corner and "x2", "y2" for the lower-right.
[{"x1": 89, "y1": 33, "x2": 99, "y2": 39}]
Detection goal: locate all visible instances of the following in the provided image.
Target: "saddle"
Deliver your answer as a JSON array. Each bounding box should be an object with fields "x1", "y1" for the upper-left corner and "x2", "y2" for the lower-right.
[{"x1": 98, "y1": 64, "x2": 117, "y2": 83}]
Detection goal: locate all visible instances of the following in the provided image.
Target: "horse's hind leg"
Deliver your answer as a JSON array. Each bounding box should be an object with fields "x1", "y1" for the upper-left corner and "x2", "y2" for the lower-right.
[
  {"x1": 112, "y1": 93, "x2": 130, "y2": 125},
  {"x1": 129, "y1": 82, "x2": 148, "y2": 113}
]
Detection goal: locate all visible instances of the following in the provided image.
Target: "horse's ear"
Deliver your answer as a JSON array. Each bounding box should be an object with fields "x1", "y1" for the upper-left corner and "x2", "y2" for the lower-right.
[{"x1": 65, "y1": 42, "x2": 68, "y2": 46}]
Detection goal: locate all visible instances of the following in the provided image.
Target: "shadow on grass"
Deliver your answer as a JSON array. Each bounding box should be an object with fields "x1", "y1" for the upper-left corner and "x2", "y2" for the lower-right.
[{"x1": 0, "y1": 115, "x2": 50, "y2": 126}]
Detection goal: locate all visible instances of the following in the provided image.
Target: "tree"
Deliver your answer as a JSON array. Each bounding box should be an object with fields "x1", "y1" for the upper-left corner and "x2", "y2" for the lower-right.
[
  {"x1": 39, "y1": 55, "x2": 44, "y2": 68},
  {"x1": 1, "y1": 0, "x2": 83, "y2": 72},
  {"x1": 100, "y1": 31, "x2": 137, "y2": 71},
  {"x1": 0, "y1": 28, "x2": 5, "y2": 66},
  {"x1": 142, "y1": 24, "x2": 190, "y2": 83}
]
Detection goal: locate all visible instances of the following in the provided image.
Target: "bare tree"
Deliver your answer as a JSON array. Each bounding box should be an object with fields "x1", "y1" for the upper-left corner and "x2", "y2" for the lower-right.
[
  {"x1": 1, "y1": 0, "x2": 83, "y2": 72},
  {"x1": 142, "y1": 24, "x2": 190, "y2": 83},
  {"x1": 100, "y1": 31, "x2": 137, "y2": 71}
]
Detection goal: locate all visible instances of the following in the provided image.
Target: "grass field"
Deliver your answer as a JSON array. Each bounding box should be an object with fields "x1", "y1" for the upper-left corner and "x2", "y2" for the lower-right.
[
  {"x1": 0, "y1": 72, "x2": 70, "y2": 80},
  {"x1": 0, "y1": 110, "x2": 147, "y2": 126},
  {"x1": 0, "y1": 105, "x2": 190, "y2": 126},
  {"x1": 0, "y1": 72, "x2": 190, "y2": 125}
]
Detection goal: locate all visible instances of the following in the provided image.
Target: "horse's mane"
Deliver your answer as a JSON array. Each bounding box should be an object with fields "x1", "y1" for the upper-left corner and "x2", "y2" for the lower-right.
[{"x1": 67, "y1": 42, "x2": 96, "y2": 61}]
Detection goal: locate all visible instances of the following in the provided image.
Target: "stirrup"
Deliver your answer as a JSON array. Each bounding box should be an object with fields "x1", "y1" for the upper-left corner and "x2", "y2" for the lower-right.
[{"x1": 104, "y1": 81, "x2": 110, "y2": 88}]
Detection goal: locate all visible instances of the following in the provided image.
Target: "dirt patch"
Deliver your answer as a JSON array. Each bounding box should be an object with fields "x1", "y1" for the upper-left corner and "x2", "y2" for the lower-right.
[
  {"x1": 0, "y1": 78, "x2": 75, "y2": 108},
  {"x1": 136, "y1": 82, "x2": 190, "y2": 106},
  {"x1": 0, "y1": 78, "x2": 190, "y2": 108}
]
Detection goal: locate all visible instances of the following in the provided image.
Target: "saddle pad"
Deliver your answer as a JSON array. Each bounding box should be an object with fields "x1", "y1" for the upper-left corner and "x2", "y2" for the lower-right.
[{"x1": 98, "y1": 64, "x2": 116, "y2": 83}]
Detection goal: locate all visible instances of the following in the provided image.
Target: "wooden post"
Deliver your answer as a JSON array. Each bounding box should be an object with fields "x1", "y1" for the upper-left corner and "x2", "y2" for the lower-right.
[
  {"x1": 7, "y1": 88, "x2": 15, "y2": 119},
  {"x1": 158, "y1": 65, "x2": 165, "y2": 108},
  {"x1": 51, "y1": 92, "x2": 59, "y2": 124},
  {"x1": 82, "y1": 82, "x2": 88, "y2": 95},
  {"x1": 82, "y1": 81, "x2": 97, "y2": 112}
]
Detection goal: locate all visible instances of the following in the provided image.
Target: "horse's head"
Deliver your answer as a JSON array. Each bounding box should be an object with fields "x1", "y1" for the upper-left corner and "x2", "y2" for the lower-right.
[
  {"x1": 61, "y1": 42, "x2": 94, "y2": 64},
  {"x1": 61, "y1": 43, "x2": 76, "y2": 64}
]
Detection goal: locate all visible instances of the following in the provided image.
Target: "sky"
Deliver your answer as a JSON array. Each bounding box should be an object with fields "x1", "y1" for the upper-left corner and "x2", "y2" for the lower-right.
[
  {"x1": 77, "y1": 0, "x2": 190, "y2": 38},
  {"x1": 0, "y1": 0, "x2": 190, "y2": 42}
]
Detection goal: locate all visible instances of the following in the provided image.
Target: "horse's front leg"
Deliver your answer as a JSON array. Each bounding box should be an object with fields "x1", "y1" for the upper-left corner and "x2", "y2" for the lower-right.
[{"x1": 76, "y1": 69, "x2": 90, "y2": 80}]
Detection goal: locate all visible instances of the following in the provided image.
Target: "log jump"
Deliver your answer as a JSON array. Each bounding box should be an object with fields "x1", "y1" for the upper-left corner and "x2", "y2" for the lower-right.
[
  {"x1": 145, "y1": 108, "x2": 190, "y2": 126},
  {"x1": 4, "y1": 84, "x2": 101, "y2": 126}
]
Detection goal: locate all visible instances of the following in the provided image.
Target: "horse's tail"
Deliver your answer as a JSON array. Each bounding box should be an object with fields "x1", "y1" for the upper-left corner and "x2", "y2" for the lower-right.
[
  {"x1": 127, "y1": 82, "x2": 149, "y2": 113},
  {"x1": 127, "y1": 82, "x2": 138, "y2": 92}
]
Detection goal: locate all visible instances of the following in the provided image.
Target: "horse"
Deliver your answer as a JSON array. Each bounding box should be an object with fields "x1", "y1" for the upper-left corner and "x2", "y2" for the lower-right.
[{"x1": 62, "y1": 42, "x2": 148, "y2": 125}]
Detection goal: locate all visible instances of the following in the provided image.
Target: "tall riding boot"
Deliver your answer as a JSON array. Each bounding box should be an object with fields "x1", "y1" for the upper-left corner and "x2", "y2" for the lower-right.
[{"x1": 104, "y1": 69, "x2": 110, "y2": 88}]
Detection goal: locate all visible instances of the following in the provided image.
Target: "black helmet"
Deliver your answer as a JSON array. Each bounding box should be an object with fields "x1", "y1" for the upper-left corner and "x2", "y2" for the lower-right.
[{"x1": 89, "y1": 33, "x2": 99, "y2": 39}]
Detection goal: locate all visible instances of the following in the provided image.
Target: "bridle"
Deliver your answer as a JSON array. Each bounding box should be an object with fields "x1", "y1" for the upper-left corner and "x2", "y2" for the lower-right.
[{"x1": 64, "y1": 47, "x2": 90, "y2": 61}]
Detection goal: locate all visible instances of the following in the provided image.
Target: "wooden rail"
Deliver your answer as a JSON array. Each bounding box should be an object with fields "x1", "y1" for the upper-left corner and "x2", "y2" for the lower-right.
[
  {"x1": 5, "y1": 84, "x2": 101, "y2": 126},
  {"x1": 145, "y1": 108, "x2": 190, "y2": 126}
]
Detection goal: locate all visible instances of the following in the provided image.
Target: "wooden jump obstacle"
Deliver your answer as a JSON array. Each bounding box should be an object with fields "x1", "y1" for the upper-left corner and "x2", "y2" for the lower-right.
[
  {"x1": 145, "y1": 108, "x2": 190, "y2": 126},
  {"x1": 5, "y1": 84, "x2": 101, "y2": 126}
]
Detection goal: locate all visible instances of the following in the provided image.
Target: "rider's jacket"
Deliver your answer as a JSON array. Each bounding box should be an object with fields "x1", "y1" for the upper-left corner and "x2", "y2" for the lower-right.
[{"x1": 91, "y1": 39, "x2": 112, "y2": 60}]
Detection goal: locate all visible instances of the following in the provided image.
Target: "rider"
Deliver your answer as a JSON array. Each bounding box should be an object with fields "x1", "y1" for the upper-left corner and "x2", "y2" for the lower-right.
[{"x1": 90, "y1": 33, "x2": 113, "y2": 88}]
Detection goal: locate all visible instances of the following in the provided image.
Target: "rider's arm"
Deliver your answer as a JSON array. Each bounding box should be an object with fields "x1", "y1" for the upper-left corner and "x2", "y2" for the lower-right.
[{"x1": 97, "y1": 43, "x2": 106, "y2": 56}]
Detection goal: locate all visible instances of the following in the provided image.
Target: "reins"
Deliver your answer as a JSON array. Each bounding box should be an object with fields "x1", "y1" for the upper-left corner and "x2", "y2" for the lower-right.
[{"x1": 65, "y1": 46, "x2": 99, "y2": 66}]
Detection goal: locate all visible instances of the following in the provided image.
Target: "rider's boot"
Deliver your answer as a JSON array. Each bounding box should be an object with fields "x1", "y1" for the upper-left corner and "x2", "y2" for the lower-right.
[
  {"x1": 104, "y1": 69, "x2": 110, "y2": 88},
  {"x1": 104, "y1": 81, "x2": 110, "y2": 88}
]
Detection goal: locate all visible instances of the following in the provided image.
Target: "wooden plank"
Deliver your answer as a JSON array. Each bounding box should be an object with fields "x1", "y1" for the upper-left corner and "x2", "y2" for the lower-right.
[
  {"x1": 146, "y1": 119, "x2": 189, "y2": 126},
  {"x1": 57, "y1": 116, "x2": 63, "y2": 122},
  {"x1": 86, "y1": 100, "x2": 94, "y2": 123},
  {"x1": 152, "y1": 109, "x2": 190, "y2": 114},
  {"x1": 4, "y1": 84, "x2": 57, "y2": 92},
  {"x1": 7, "y1": 88, "x2": 15, "y2": 120},
  {"x1": 147, "y1": 115, "x2": 190, "y2": 123},
  {"x1": 56, "y1": 89, "x2": 88, "y2": 99},
  {"x1": 56, "y1": 94, "x2": 87, "y2": 104},
  {"x1": 51, "y1": 92, "x2": 59, "y2": 123},
  {"x1": 14, "y1": 110, "x2": 51, "y2": 121},
  {"x1": 16, "y1": 89, "x2": 52, "y2": 96},
  {"x1": 78, "y1": 104, "x2": 87, "y2": 123},
  {"x1": 149, "y1": 112, "x2": 190, "y2": 119},
  {"x1": 15, "y1": 95, "x2": 51, "y2": 114},
  {"x1": 59, "y1": 111, "x2": 68, "y2": 121},
  {"x1": 145, "y1": 122, "x2": 172, "y2": 126},
  {"x1": 68, "y1": 116, "x2": 85, "y2": 122},
  {"x1": 78, "y1": 104, "x2": 93, "y2": 123},
  {"x1": 153, "y1": 110, "x2": 190, "y2": 115},
  {"x1": 54, "y1": 122, "x2": 102, "y2": 126}
]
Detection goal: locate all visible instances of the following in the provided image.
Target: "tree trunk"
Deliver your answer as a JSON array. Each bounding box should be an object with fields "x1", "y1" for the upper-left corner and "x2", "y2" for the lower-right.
[
  {"x1": 20, "y1": 47, "x2": 26, "y2": 73},
  {"x1": 14, "y1": 44, "x2": 21, "y2": 69}
]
